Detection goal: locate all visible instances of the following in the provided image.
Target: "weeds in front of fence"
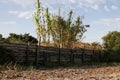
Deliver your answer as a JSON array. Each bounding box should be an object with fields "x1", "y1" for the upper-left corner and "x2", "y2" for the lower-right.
[
  {"x1": 0, "y1": 62, "x2": 36, "y2": 71},
  {"x1": 1, "y1": 61, "x2": 120, "y2": 71}
]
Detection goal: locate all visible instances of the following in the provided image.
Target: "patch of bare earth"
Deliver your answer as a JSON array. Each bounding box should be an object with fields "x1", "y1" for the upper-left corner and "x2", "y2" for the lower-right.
[{"x1": 0, "y1": 66, "x2": 120, "y2": 80}]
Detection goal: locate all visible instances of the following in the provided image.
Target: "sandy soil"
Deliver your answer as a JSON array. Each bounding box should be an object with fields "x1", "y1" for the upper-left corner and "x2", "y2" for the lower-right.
[{"x1": 0, "y1": 66, "x2": 120, "y2": 80}]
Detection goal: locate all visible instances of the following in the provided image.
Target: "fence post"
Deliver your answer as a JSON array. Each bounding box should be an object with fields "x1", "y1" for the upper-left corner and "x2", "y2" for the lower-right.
[
  {"x1": 35, "y1": 45, "x2": 39, "y2": 67},
  {"x1": 81, "y1": 48, "x2": 84, "y2": 63},
  {"x1": 90, "y1": 52, "x2": 93, "y2": 62},
  {"x1": 71, "y1": 49, "x2": 74, "y2": 64},
  {"x1": 58, "y1": 47, "x2": 61, "y2": 65},
  {"x1": 25, "y1": 43, "x2": 29, "y2": 65},
  {"x1": 43, "y1": 51, "x2": 46, "y2": 66},
  {"x1": 92, "y1": 46, "x2": 95, "y2": 62},
  {"x1": 99, "y1": 50, "x2": 102, "y2": 62}
]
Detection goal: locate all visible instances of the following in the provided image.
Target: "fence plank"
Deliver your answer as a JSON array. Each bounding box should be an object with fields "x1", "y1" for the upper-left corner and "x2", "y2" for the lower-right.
[
  {"x1": 25, "y1": 44, "x2": 29, "y2": 65},
  {"x1": 0, "y1": 42, "x2": 104, "y2": 66}
]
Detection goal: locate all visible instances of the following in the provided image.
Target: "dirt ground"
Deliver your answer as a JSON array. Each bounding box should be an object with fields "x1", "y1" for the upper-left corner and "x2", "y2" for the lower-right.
[{"x1": 0, "y1": 66, "x2": 120, "y2": 80}]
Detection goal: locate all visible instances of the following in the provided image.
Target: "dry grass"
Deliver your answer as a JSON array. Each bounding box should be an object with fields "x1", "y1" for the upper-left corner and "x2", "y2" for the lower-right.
[
  {"x1": 40, "y1": 42, "x2": 104, "y2": 50},
  {"x1": 0, "y1": 65, "x2": 120, "y2": 80}
]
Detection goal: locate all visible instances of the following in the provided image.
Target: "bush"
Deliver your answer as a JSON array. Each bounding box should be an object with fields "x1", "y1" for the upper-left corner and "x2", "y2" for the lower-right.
[
  {"x1": 0, "y1": 46, "x2": 15, "y2": 65},
  {"x1": 102, "y1": 31, "x2": 120, "y2": 62},
  {"x1": 101, "y1": 50, "x2": 120, "y2": 62}
]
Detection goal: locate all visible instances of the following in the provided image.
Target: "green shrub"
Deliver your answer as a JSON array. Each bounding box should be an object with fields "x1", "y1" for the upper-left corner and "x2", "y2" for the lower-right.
[
  {"x1": 102, "y1": 31, "x2": 120, "y2": 62},
  {"x1": 0, "y1": 46, "x2": 15, "y2": 65},
  {"x1": 102, "y1": 50, "x2": 120, "y2": 62}
]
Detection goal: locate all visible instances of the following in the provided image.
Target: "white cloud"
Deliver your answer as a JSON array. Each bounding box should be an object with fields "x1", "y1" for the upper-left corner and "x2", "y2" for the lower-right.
[
  {"x1": 8, "y1": 11, "x2": 18, "y2": 14},
  {"x1": 1, "y1": 0, "x2": 105, "y2": 10},
  {"x1": 18, "y1": 11, "x2": 33, "y2": 19},
  {"x1": 84, "y1": 0, "x2": 105, "y2": 4},
  {"x1": 104, "y1": 5, "x2": 110, "y2": 12},
  {"x1": 88, "y1": 17, "x2": 120, "y2": 43},
  {"x1": 0, "y1": 21, "x2": 16, "y2": 25},
  {"x1": 110, "y1": 0, "x2": 120, "y2": 3},
  {"x1": 111, "y1": 5, "x2": 118, "y2": 10},
  {"x1": 104, "y1": 5, "x2": 118, "y2": 12},
  {"x1": 6, "y1": 0, "x2": 35, "y2": 6},
  {"x1": 91, "y1": 4, "x2": 99, "y2": 10},
  {"x1": 68, "y1": 0, "x2": 104, "y2": 10},
  {"x1": 92, "y1": 18, "x2": 120, "y2": 27},
  {"x1": 8, "y1": 10, "x2": 33, "y2": 19},
  {"x1": 0, "y1": 1, "x2": 8, "y2": 3},
  {"x1": 2, "y1": 0, "x2": 120, "y2": 11},
  {"x1": 69, "y1": 0, "x2": 75, "y2": 3}
]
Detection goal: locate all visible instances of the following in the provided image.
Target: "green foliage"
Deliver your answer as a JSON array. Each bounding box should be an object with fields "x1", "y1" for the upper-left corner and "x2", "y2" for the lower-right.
[
  {"x1": 91, "y1": 42, "x2": 100, "y2": 47},
  {"x1": 102, "y1": 31, "x2": 120, "y2": 62},
  {"x1": 33, "y1": 0, "x2": 46, "y2": 45},
  {"x1": 1, "y1": 33, "x2": 38, "y2": 43},
  {"x1": 33, "y1": 0, "x2": 89, "y2": 48},
  {"x1": 103, "y1": 31, "x2": 120, "y2": 51},
  {"x1": 0, "y1": 34, "x2": 2, "y2": 40},
  {"x1": 46, "y1": 8, "x2": 52, "y2": 43},
  {"x1": 0, "y1": 46, "x2": 15, "y2": 65}
]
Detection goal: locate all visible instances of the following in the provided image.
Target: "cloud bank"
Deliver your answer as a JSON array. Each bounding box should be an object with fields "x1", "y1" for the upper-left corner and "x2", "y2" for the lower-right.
[
  {"x1": 1, "y1": 0, "x2": 118, "y2": 11},
  {"x1": 0, "y1": 21, "x2": 16, "y2": 25}
]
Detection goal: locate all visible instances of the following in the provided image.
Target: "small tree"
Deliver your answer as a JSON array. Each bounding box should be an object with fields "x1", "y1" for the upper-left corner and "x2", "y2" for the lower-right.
[
  {"x1": 102, "y1": 31, "x2": 120, "y2": 62},
  {"x1": 33, "y1": 0, "x2": 46, "y2": 45},
  {"x1": 33, "y1": 0, "x2": 89, "y2": 48},
  {"x1": 0, "y1": 34, "x2": 3, "y2": 41},
  {"x1": 103, "y1": 31, "x2": 120, "y2": 51},
  {"x1": 5, "y1": 33, "x2": 37, "y2": 43},
  {"x1": 45, "y1": 8, "x2": 52, "y2": 44}
]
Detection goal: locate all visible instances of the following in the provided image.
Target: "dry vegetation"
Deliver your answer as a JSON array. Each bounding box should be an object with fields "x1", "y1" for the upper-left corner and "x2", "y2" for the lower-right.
[
  {"x1": 40, "y1": 42, "x2": 104, "y2": 50},
  {"x1": 0, "y1": 65, "x2": 120, "y2": 80}
]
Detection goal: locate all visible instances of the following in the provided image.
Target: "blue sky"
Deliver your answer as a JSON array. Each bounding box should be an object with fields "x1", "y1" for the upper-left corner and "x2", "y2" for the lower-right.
[{"x1": 0, "y1": 0, "x2": 120, "y2": 44}]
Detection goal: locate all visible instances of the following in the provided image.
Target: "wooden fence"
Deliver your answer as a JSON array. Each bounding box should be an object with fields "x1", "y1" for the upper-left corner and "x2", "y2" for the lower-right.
[{"x1": 0, "y1": 42, "x2": 103, "y2": 66}]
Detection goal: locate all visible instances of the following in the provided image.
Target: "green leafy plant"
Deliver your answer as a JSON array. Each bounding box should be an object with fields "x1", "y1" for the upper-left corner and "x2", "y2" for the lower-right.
[
  {"x1": 33, "y1": 0, "x2": 89, "y2": 48},
  {"x1": 102, "y1": 31, "x2": 120, "y2": 62}
]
